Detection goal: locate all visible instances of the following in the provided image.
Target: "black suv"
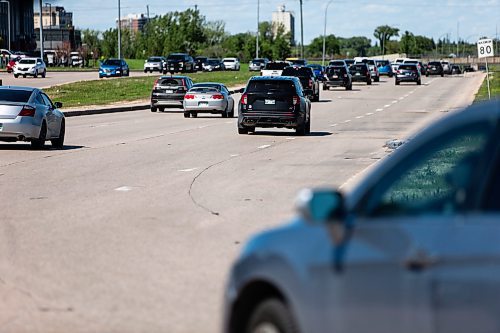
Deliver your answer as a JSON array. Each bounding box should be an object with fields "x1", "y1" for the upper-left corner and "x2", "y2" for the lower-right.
[
  {"x1": 194, "y1": 56, "x2": 208, "y2": 71},
  {"x1": 323, "y1": 65, "x2": 352, "y2": 90},
  {"x1": 426, "y1": 61, "x2": 444, "y2": 77},
  {"x1": 238, "y1": 76, "x2": 311, "y2": 135},
  {"x1": 281, "y1": 66, "x2": 320, "y2": 102},
  {"x1": 349, "y1": 63, "x2": 372, "y2": 85},
  {"x1": 395, "y1": 64, "x2": 421, "y2": 85},
  {"x1": 166, "y1": 53, "x2": 195, "y2": 73},
  {"x1": 150, "y1": 75, "x2": 194, "y2": 111}
]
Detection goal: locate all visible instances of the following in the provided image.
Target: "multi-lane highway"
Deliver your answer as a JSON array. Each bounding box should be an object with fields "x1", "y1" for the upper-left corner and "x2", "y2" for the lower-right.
[{"x1": 0, "y1": 72, "x2": 485, "y2": 332}]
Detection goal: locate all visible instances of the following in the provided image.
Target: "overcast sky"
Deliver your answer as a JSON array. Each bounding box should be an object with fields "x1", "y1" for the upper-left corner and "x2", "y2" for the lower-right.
[{"x1": 37, "y1": 0, "x2": 499, "y2": 44}]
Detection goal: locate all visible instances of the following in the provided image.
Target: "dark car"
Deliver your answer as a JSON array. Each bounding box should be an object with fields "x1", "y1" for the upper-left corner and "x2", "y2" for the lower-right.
[
  {"x1": 98, "y1": 58, "x2": 130, "y2": 78},
  {"x1": 451, "y1": 65, "x2": 462, "y2": 75},
  {"x1": 194, "y1": 56, "x2": 208, "y2": 71},
  {"x1": 150, "y1": 75, "x2": 194, "y2": 111},
  {"x1": 237, "y1": 76, "x2": 311, "y2": 135},
  {"x1": 166, "y1": 53, "x2": 195, "y2": 73},
  {"x1": 426, "y1": 61, "x2": 445, "y2": 77},
  {"x1": 329, "y1": 60, "x2": 347, "y2": 67},
  {"x1": 204, "y1": 58, "x2": 224, "y2": 71},
  {"x1": 323, "y1": 65, "x2": 352, "y2": 90},
  {"x1": 282, "y1": 66, "x2": 320, "y2": 102},
  {"x1": 395, "y1": 64, "x2": 421, "y2": 85},
  {"x1": 418, "y1": 61, "x2": 427, "y2": 75},
  {"x1": 349, "y1": 63, "x2": 372, "y2": 85},
  {"x1": 224, "y1": 100, "x2": 500, "y2": 333},
  {"x1": 344, "y1": 59, "x2": 355, "y2": 67}
]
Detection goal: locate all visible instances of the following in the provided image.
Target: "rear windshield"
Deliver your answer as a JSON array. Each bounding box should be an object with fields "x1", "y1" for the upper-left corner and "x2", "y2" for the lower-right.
[
  {"x1": 404, "y1": 60, "x2": 418, "y2": 64},
  {"x1": 19, "y1": 59, "x2": 36, "y2": 64},
  {"x1": 376, "y1": 60, "x2": 390, "y2": 66},
  {"x1": 196, "y1": 57, "x2": 208, "y2": 62},
  {"x1": 399, "y1": 65, "x2": 417, "y2": 70},
  {"x1": 190, "y1": 87, "x2": 218, "y2": 93},
  {"x1": 265, "y1": 62, "x2": 288, "y2": 70},
  {"x1": 429, "y1": 61, "x2": 441, "y2": 66},
  {"x1": 0, "y1": 89, "x2": 32, "y2": 103},
  {"x1": 282, "y1": 67, "x2": 313, "y2": 77},
  {"x1": 327, "y1": 66, "x2": 346, "y2": 74},
  {"x1": 208, "y1": 59, "x2": 220, "y2": 64},
  {"x1": 192, "y1": 84, "x2": 221, "y2": 91},
  {"x1": 103, "y1": 59, "x2": 121, "y2": 66},
  {"x1": 168, "y1": 54, "x2": 186, "y2": 60},
  {"x1": 247, "y1": 80, "x2": 296, "y2": 93},
  {"x1": 365, "y1": 60, "x2": 375, "y2": 65},
  {"x1": 329, "y1": 61, "x2": 345, "y2": 66},
  {"x1": 224, "y1": 59, "x2": 235, "y2": 63},
  {"x1": 308, "y1": 65, "x2": 322, "y2": 70},
  {"x1": 148, "y1": 57, "x2": 163, "y2": 62},
  {"x1": 159, "y1": 78, "x2": 184, "y2": 86},
  {"x1": 290, "y1": 60, "x2": 306, "y2": 66}
]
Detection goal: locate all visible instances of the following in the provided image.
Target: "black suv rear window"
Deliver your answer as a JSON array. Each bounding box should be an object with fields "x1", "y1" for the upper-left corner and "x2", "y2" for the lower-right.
[
  {"x1": 159, "y1": 78, "x2": 184, "y2": 86},
  {"x1": 168, "y1": 54, "x2": 186, "y2": 60},
  {"x1": 247, "y1": 80, "x2": 296, "y2": 93},
  {"x1": 399, "y1": 65, "x2": 417, "y2": 70},
  {"x1": 0, "y1": 89, "x2": 32, "y2": 103},
  {"x1": 327, "y1": 66, "x2": 346, "y2": 74},
  {"x1": 429, "y1": 62, "x2": 441, "y2": 66},
  {"x1": 265, "y1": 62, "x2": 289, "y2": 70},
  {"x1": 282, "y1": 67, "x2": 313, "y2": 77},
  {"x1": 351, "y1": 65, "x2": 367, "y2": 71}
]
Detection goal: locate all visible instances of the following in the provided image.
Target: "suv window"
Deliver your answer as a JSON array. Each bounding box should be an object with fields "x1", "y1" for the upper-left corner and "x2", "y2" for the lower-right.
[
  {"x1": 429, "y1": 62, "x2": 441, "y2": 66},
  {"x1": 159, "y1": 78, "x2": 184, "y2": 86},
  {"x1": 265, "y1": 62, "x2": 289, "y2": 70},
  {"x1": 168, "y1": 54, "x2": 186, "y2": 60},
  {"x1": 363, "y1": 123, "x2": 494, "y2": 217},
  {"x1": 282, "y1": 67, "x2": 313, "y2": 77},
  {"x1": 327, "y1": 66, "x2": 346, "y2": 74},
  {"x1": 351, "y1": 64, "x2": 367, "y2": 72},
  {"x1": 399, "y1": 65, "x2": 417, "y2": 70},
  {"x1": 247, "y1": 80, "x2": 296, "y2": 94}
]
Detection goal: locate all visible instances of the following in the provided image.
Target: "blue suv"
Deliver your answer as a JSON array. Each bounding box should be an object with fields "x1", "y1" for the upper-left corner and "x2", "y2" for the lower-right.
[
  {"x1": 376, "y1": 59, "x2": 393, "y2": 77},
  {"x1": 99, "y1": 58, "x2": 130, "y2": 78}
]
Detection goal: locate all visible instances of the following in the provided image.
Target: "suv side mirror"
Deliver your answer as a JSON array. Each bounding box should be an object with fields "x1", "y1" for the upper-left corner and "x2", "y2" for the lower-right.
[
  {"x1": 295, "y1": 188, "x2": 345, "y2": 223},
  {"x1": 54, "y1": 101, "x2": 63, "y2": 108}
]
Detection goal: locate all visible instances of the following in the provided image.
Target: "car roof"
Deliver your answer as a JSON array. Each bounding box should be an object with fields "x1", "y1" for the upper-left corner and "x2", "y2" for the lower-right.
[
  {"x1": 0, "y1": 86, "x2": 37, "y2": 92},
  {"x1": 193, "y1": 82, "x2": 224, "y2": 87},
  {"x1": 159, "y1": 75, "x2": 190, "y2": 79},
  {"x1": 250, "y1": 76, "x2": 297, "y2": 81}
]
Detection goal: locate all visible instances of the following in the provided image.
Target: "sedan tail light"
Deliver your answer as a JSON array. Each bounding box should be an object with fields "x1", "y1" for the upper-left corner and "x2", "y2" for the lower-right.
[
  {"x1": 293, "y1": 95, "x2": 300, "y2": 105},
  {"x1": 309, "y1": 79, "x2": 313, "y2": 88},
  {"x1": 184, "y1": 94, "x2": 195, "y2": 100},
  {"x1": 18, "y1": 105, "x2": 36, "y2": 117},
  {"x1": 212, "y1": 94, "x2": 224, "y2": 100},
  {"x1": 241, "y1": 93, "x2": 248, "y2": 105}
]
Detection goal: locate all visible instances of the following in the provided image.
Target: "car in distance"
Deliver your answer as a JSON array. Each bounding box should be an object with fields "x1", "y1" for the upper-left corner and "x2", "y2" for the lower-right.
[
  {"x1": 285, "y1": 58, "x2": 307, "y2": 66},
  {"x1": 99, "y1": 58, "x2": 129, "y2": 78},
  {"x1": 349, "y1": 63, "x2": 372, "y2": 85},
  {"x1": 238, "y1": 76, "x2": 311, "y2": 135},
  {"x1": 344, "y1": 59, "x2": 355, "y2": 67},
  {"x1": 395, "y1": 63, "x2": 421, "y2": 85},
  {"x1": 441, "y1": 60, "x2": 452, "y2": 75},
  {"x1": 144, "y1": 56, "x2": 166, "y2": 73},
  {"x1": 224, "y1": 99, "x2": 500, "y2": 333},
  {"x1": 166, "y1": 53, "x2": 195, "y2": 73},
  {"x1": 281, "y1": 66, "x2": 320, "y2": 102},
  {"x1": 249, "y1": 58, "x2": 269, "y2": 71},
  {"x1": 329, "y1": 60, "x2": 347, "y2": 67},
  {"x1": 260, "y1": 61, "x2": 290, "y2": 77},
  {"x1": 6, "y1": 56, "x2": 22, "y2": 73},
  {"x1": 0, "y1": 86, "x2": 65, "y2": 149},
  {"x1": 323, "y1": 65, "x2": 352, "y2": 90},
  {"x1": 183, "y1": 83, "x2": 235, "y2": 118},
  {"x1": 13, "y1": 57, "x2": 47, "y2": 78},
  {"x1": 451, "y1": 64, "x2": 462, "y2": 75},
  {"x1": 376, "y1": 59, "x2": 393, "y2": 77},
  {"x1": 356, "y1": 58, "x2": 380, "y2": 82},
  {"x1": 194, "y1": 56, "x2": 208, "y2": 72},
  {"x1": 150, "y1": 75, "x2": 194, "y2": 112},
  {"x1": 391, "y1": 57, "x2": 405, "y2": 73},
  {"x1": 426, "y1": 61, "x2": 445, "y2": 77},
  {"x1": 69, "y1": 51, "x2": 83, "y2": 67},
  {"x1": 306, "y1": 64, "x2": 326, "y2": 81},
  {"x1": 222, "y1": 57, "x2": 241, "y2": 71},
  {"x1": 203, "y1": 58, "x2": 224, "y2": 72}
]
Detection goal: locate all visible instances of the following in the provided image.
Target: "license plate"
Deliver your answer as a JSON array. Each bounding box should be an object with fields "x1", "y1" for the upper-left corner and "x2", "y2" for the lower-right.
[
  {"x1": 198, "y1": 102, "x2": 209, "y2": 106},
  {"x1": 265, "y1": 99, "x2": 275, "y2": 105},
  {"x1": 355, "y1": 73, "x2": 361, "y2": 76},
  {"x1": 332, "y1": 75, "x2": 338, "y2": 79},
  {"x1": 165, "y1": 89, "x2": 173, "y2": 93}
]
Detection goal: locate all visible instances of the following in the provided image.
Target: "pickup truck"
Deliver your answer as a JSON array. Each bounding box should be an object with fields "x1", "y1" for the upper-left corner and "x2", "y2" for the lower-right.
[{"x1": 260, "y1": 61, "x2": 291, "y2": 76}]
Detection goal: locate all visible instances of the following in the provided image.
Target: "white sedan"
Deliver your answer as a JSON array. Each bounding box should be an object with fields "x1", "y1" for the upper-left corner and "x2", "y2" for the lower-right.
[
  {"x1": 0, "y1": 86, "x2": 65, "y2": 149},
  {"x1": 13, "y1": 57, "x2": 47, "y2": 78}
]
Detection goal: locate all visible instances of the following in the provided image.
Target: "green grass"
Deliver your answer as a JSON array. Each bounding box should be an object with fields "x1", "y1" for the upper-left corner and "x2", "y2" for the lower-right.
[
  {"x1": 45, "y1": 64, "x2": 254, "y2": 108},
  {"x1": 475, "y1": 64, "x2": 500, "y2": 101}
]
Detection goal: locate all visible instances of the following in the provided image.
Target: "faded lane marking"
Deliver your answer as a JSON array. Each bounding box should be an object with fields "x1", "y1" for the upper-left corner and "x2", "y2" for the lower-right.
[
  {"x1": 179, "y1": 168, "x2": 198, "y2": 172},
  {"x1": 115, "y1": 186, "x2": 133, "y2": 192},
  {"x1": 258, "y1": 144, "x2": 271, "y2": 149},
  {"x1": 365, "y1": 112, "x2": 374, "y2": 116}
]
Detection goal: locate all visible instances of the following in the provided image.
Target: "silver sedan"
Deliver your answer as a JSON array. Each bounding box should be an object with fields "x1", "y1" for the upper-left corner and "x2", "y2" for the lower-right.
[
  {"x1": 0, "y1": 86, "x2": 65, "y2": 149},
  {"x1": 183, "y1": 83, "x2": 235, "y2": 118}
]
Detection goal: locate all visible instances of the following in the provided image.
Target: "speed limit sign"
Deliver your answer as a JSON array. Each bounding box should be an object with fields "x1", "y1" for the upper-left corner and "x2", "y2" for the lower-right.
[{"x1": 477, "y1": 39, "x2": 494, "y2": 58}]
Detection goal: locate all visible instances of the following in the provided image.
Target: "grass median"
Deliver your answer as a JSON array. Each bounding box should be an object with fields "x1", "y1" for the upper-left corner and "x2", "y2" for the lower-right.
[
  {"x1": 45, "y1": 64, "x2": 254, "y2": 108},
  {"x1": 475, "y1": 64, "x2": 499, "y2": 101}
]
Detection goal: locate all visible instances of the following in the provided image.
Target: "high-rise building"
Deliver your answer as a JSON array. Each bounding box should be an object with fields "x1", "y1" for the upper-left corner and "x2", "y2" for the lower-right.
[
  {"x1": 117, "y1": 14, "x2": 148, "y2": 33},
  {"x1": 0, "y1": 0, "x2": 36, "y2": 51},
  {"x1": 272, "y1": 4, "x2": 295, "y2": 44},
  {"x1": 33, "y1": 6, "x2": 80, "y2": 51},
  {"x1": 34, "y1": 6, "x2": 73, "y2": 28}
]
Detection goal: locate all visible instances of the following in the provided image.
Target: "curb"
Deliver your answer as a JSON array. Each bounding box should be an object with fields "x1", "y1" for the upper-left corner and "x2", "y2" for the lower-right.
[{"x1": 63, "y1": 103, "x2": 150, "y2": 117}]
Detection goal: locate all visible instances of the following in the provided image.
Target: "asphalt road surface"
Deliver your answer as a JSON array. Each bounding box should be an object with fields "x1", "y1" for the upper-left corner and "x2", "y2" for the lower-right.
[
  {"x1": 0, "y1": 70, "x2": 159, "y2": 89},
  {"x1": 0, "y1": 72, "x2": 485, "y2": 333}
]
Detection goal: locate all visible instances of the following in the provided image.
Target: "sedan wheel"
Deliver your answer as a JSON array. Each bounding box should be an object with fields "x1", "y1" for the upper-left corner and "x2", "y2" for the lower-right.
[
  {"x1": 31, "y1": 121, "x2": 47, "y2": 149},
  {"x1": 246, "y1": 299, "x2": 298, "y2": 333},
  {"x1": 184, "y1": 112, "x2": 190, "y2": 118},
  {"x1": 42, "y1": 70, "x2": 46, "y2": 78},
  {"x1": 191, "y1": 112, "x2": 198, "y2": 118},
  {"x1": 34, "y1": 70, "x2": 38, "y2": 78},
  {"x1": 51, "y1": 120, "x2": 65, "y2": 149}
]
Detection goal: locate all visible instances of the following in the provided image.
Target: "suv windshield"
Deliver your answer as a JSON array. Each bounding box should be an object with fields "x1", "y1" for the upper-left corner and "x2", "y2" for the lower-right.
[
  {"x1": 208, "y1": 59, "x2": 220, "y2": 65},
  {"x1": 247, "y1": 80, "x2": 296, "y2": 93},
  {"x1": 0, "y1": 89, "x2": 32, "y2": 102},
  {"x1": 20, "y1": 59, "x2": 36, "y2": 64},
  {"x1": 168, "y1": 54, "x2": 186, "y2": 60},
  {"x1": 282, "y1": 67, "x2": 313, "y2": 77},
  {"x1": 103, "y1": 59, "x2": 121, "y2": 66},
  {"x1": 265, "y1": 62, "x2": 289, "y2": 70},
  {"x1": 329, "y1": 61, "x2": 345, "y2": 66},
  {"x1": 429, "y1": 61, "x2": 441, "y2": 66}
]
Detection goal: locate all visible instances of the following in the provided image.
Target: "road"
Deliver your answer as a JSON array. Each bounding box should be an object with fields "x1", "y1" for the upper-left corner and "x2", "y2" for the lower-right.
[
  {"x1": 0, "y1": 70, "x2": 159, "y2": 89},
  {"x1": 0, "y1": 72, "x2": 484, "y2": 333}
]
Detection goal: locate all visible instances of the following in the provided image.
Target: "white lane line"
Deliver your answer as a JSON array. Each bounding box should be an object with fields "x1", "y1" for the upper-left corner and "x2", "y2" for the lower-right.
[
  {"x1": 404, "y1": 94, "x2": 409, "y2": 97},
  {"x1": 225, "y1": 121, "x2": 232, "y2": 124},
  {"x1": 198, "y1": 125, "x2": 208, "y2": 129},
  {"x1": 392, "y1": 100, "x2": 398, "y2": 104},
  {"x1": 343, "y1": 119, "x2": 351, "y2": 123},
  {"x1": 178, "y1": 168, "x2": 198, "y2": 172},
  {"x1": 286, "y1": 137, "x2": 296, "y2": 140},
  {"x1": 384, "y1": 104, "x2": 391, "y2": 108},
  {"x1": 114, "y1": 186, "x2": 133, "y2": 192},
  {"x1": 337, "y1": 96, "x2": 342, "y2": 99},
  {"x1": 399, "y1": 97, "x2": 404, "y2": 100},
  {"x1": 365, "y1": 112, "x2": 374, "y2": 116},
  {"x1": 376, "y1": 108, "x2": 384, "y2": 112},
  {"x1": 258, "y1": 144, "x2": 271, "y2": 149},
  {"x1": 356, "y1": 116, "x2": 364, "y2": 119},
  {"x1": 230, "y1": 154, "x2": 239, "y2": 157},
  {"x1": 330, "y1": 123, "x2": 338, "y2": 127}
]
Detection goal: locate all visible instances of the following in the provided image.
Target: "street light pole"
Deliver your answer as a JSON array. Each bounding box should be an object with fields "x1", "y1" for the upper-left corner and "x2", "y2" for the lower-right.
[
  {"x1": 117, "y1": 0, "x2": 121, "y2": 59},
  {"x1": 39, "y1": 0, "x2": 44, "y2": 58},
  {"x1": 299, "y1": 0, "x2": 304, "y2": 58},
  {"x1": 45, "y1": 3, "x2": 52, "y2": 50},
  {"x1": 256, "y1": 0, "x2": 259, "y2": 58},
  {"x1": 0, "y1": 0, "x2": 10, "y2": 50},
  {"x1": 321, "y1": 0, "x2": 333, "y2": 67}
]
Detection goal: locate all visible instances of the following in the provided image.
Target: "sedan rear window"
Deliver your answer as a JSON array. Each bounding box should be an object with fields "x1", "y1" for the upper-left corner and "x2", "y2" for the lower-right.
[
  {"x1": 0, "y1": 89, "x2": 32, "y2": 103},
  {"x1": 159, "y1": 78, "x2": 184, "y2": 86},
  {"x1": 190, "y1": 87, "x2": 219, "y2": 93},
  {"x1": 247, "y1": 80, "x2": 296, "y2": 93}
]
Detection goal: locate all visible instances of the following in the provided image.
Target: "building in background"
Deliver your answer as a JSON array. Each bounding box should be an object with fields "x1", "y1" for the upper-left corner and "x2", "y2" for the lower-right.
[
  {"x1": 0, "y1": 0, "x2": 36, "y2": 52},
  {"x1": 34, "y1": 6, "x2": 81, "y2": 51},
  {"x1": 117, "y1": 14, "x2": 148, "y2": 33},
  {"x1": 272, "y1": 4, "x2": 295, "y2": 45}
]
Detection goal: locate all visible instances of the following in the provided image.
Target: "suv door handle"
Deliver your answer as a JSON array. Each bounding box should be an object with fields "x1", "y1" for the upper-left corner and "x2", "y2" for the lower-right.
[{"x1": 404, "y1": 250, "x2": 439, "y2": 272}]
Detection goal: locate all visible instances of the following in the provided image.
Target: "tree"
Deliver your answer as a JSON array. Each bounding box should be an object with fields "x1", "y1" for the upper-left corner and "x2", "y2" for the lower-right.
[
  {"x1": 307, "y1": 34, "x2": 339, "y2": 58},
  {"x1": 374, "y1": 25, "x2": 400, "y2": 55},
  {"x1": 338, "y1": 36, "x2": 371, "y2": 57}
]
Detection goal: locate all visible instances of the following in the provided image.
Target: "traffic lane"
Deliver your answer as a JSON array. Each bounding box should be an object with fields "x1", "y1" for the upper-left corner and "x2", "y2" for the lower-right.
[
  {"x1": 0, "y1": 70, "x2": 159, "y2": 89},
  {"x1": 0, "y1": 72, "x2": 486, "y2": 332}
]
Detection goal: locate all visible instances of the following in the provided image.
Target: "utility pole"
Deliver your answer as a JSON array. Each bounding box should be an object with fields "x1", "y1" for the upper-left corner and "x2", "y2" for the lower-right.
[
  {"x1": 256, "y1": 0, "x2": 259, "y2": 58},
  {"x1": 147, "y1": 5, "x2": 150, "y2": 22},
  {"x1": 45, "y1": 3, "x2": 52, "y2": 50},
  {"x1": 299, "y1": 0, "x2": 304, "y2": 58},
  {"x1": 322, "y1": 0, "x2": 333, "y2": 67},
  {"x1": 456, "y1": 21, "x2": 459, "y2": 57},
  {"x1": 117, "y1": 0, "x2": 121, "y2": 59},
  {"x1": 39, "y1": 0, "x2": 44, "y2": 58}
]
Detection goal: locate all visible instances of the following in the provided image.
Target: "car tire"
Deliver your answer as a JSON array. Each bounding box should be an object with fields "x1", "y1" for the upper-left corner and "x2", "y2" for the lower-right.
[
  {"x1": 222, "y1": 106, "x2": 228, "y2": 118},
  {"x1": 191, "y1": 112, "x2": 198, "y2": 118},
  {"x1": 51, "y1": 120, "x2": 65, "y2": 149},
  {"x1": 14, "y1": 74, "x2": 18, "y2": 78},
  {"x1": 228, "y1": 105, "x2": 235, "y2": 118},
  {"x1": 151, "y1": 107, "x2": 157, "y2": 112},
  {"x1": 426, "y1": 73, "x2": 429, "y2": 77},
  {"x1": 395, "y1": 80, "x2": 400, "y2": 85},
  {"x1": 238, "y1": 127, "x2": 248, "y2": 134},
  {"x1": 348, "y1": 83, "x2": 353, "y2": 90},
  {"x1": 296, "y1": 118, "x2": 307, "y2": 136},
  {"x1": 367, "y1": 80, "x2": 372, "y2": 85},
  {"x1": 441, "y1": 73, "x2": 444, "y2": 77},
  {"x1": 31, "y1": 121, "x2": 47, "y2": 149},
  {"x1": 375, "y1": 77, "x2": 380, "y2": 82},
  {"x1": 305, "y1": 114, "x2": 311, "y2": 134},
  {"x1": 42, "y1": 70, "x2": 46, "y2": 78},
  {"x1": 184, "y1": 112, "x2": 190, "y2": 118},
  {"x1": 34, "y1": 70, "x2": 38, "y2": 78},
  {"x1": 144, "y1": 70, "x2": 147, "y2": 73},
  {"x1": 246, "y1": 299, "x2": 299, "y2": 333},
  {"x1": 322, "y1": 85, "x2": 327, "y2": 91},
  {"x1": 23, "y1": 74, "x2": 27, "y2": 78},
  {"x1": 417, "y1": 79, "x2": 422, "y2": 85}
]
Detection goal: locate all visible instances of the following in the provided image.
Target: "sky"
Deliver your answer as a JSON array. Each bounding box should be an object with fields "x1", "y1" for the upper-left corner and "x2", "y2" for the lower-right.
[{"x1": 37, "y1": 0, "x2": 500, "y2": 45}]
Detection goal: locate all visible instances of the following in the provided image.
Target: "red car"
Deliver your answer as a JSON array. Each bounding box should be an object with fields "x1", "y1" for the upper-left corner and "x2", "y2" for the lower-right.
[{"x1": 6, "y1": 57, "x2": 21, "y2": 73}]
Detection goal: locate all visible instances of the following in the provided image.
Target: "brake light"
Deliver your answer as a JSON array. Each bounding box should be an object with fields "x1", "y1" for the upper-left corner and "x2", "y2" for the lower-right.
[
  {"x1": 293, "y1": 95, "x2": 300, "y2": 105},
  {"x1": 212, "y1": 94, "x2": 224, "y2": 100},
  {"x1": 308, "y1": 79, "x2": 313, "y2": 87},
  {"x1": 18, "y1": 105, "x2": 36, "y2": 117},
  {"x1": 241, "y1": 93, "x2": 248, "y2": 105},
  {"x1": 184, "y1": 94, "x2": 195, "y2": 99}
]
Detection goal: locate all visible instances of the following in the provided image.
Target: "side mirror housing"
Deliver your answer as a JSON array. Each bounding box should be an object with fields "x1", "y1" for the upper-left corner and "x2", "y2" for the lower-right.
[
  {"x1": 295, "y1": 188, "x2": 345, "y2": 223},
  {"x1": 54, "y1": 101, "x2": 63, "y2": 108}
]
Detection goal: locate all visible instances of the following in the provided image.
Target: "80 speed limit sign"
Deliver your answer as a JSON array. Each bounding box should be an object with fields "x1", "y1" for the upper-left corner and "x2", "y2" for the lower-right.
[{"x1": 477, "y1": 38, "x2": 494, "y2": 58}]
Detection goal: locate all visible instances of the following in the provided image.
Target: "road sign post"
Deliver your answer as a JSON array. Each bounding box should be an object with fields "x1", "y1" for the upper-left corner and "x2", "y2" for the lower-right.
[{"x1": 477, "y1": 38, "x2": 494, "y2": 99}]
